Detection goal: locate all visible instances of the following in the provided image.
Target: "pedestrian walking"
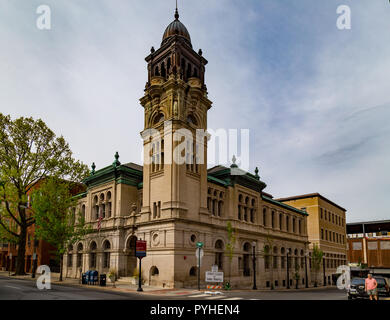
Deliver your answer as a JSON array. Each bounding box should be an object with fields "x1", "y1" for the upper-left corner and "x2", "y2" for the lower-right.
[{"x1": 365, "y1": 274, "x2": 378, "y2": 301}]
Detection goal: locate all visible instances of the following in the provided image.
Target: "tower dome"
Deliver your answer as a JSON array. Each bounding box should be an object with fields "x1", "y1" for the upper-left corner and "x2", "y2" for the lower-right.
[{"x1": 161, "y1": 9, "x2": 192, "y2": 47}]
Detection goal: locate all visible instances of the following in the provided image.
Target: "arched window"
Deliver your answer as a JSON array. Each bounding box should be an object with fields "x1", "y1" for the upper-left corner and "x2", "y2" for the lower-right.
[
  {"x1": 281, "y1": 248, "x2": 286, "y2": 269},
  {"x1": 89, "y1": 241, "x2": 97, "y2": 269},
  {"x1": 77, "y1": 243, "x2": 83, "y2": 268},
  {"x1": 243, "y1": 242, "x2": 251, "y2": 276},
  {"x1": 153, "y1": 113, "x2": 165, "y2": 125},
  {"x1": 150, "y1": 266, "x2": 159, "y2": 276},
  {"x1": 81, "y1": 205, "x2": 86, "y2": 222},
  {"x1": 161, "y1": 62, "x2": 166, "y2": 78},
  {"x1": 154, "y1": 66, "x2": 160, "y2": 76},
  {"x1": 186, "y1": 63, "x2": 192, "y2": 79},
  {"x1": 167, "y1": 58, "x2": 171, "y2": 73},
  {"x1": 94, "y1": 196, "x2": 99, "y2": 220},
  {"x1": 107, "y1": 192, "x2": 112, "y2": 218},
  {"x1": 187, "y1": 114, "x2": 198, "y2": 126},
  {"x1": 189, "y1": 266, "x2": 197, "y2": 276},
  {"x1": 263, "y1": 208, "x2": 267, "y2": 227},
  {"x1": 215, "y1": 240, "x2": 224, "y2": 270},
  {"x1": 67, "y1": 244, "x2": 73, "y2": 268},
  {"x1": 218, "y1": 201, "x2": 223, "y2": 217},
  {"x1": 271, "y1": 211, "x2": 275, "y2": 228},
  {"x1": 103, "y1": 240, "x2": 111, "y2": 269},
  {"x1": 273, "y1": 246, "x2": 278, "y2": 269},
  {"x1": 264, "y1": 245, "x2": 270, "y2": 270},
  {"x1": 193, "y1": 68, "x2": 198, "y2": 78}
]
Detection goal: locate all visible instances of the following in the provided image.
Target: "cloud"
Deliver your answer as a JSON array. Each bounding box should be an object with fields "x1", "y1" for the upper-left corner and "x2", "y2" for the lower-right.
[{"x1": 0, "y1": 0, "x2": 389, "y2": 222}]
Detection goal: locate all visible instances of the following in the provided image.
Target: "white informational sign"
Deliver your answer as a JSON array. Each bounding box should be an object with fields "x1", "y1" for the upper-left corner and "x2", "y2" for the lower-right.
[
  {"x1": 206, "y1": 271, "x2": 224, "y2": 283},
  {"x1": 211, "y1": 265, "x2": 218, "y2": 272},
  {"x1": 195, "y1": 248, "x2": 204, "y2": 267}
]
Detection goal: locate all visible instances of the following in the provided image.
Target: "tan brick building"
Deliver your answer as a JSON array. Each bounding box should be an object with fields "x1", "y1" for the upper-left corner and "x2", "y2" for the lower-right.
[{"x1": 276, "y1": 193, "x2": 348, "y2": 285}]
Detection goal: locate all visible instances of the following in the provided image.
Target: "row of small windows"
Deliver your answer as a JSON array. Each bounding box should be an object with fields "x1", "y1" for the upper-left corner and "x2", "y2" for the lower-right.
[
  {"x1": 320, "y1": 208, "x2": 345, "y2": 227},
  {"x1": 207, "y1": 189, "x2": 224, "y2": 217},
  {"x1": 321, "y1": 229, "x2": 345, "y2": 244},
  {"x1": 238, "y1": 194, "x2": 256, "y2": 223},
  {"x1": 67, "y1": 240, "x2": 112, "y2": 269},
  {"x1": 153, "y1": 57, "x2": 199, "y2": 81},
  {"x1": 93, "y1": 192, "x2": 112, "y2": 220},
  {"x1": 263, "y1": 208, "x2": 304, "y2": 235}
]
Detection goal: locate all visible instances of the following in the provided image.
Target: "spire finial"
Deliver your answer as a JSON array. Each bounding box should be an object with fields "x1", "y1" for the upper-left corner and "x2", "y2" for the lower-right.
[
  {"x1": 113, "y1": 151, "x2": 121, "y2": 167},
  {"x1": 91, "y1": 162, "x2": 96, "y2": 175},
  {"x1": 230, "y1": 155, "x2": 238, "y2": 168},
  {"x1": 255, "y1": 167, "x2": 260, "y2": 179},
  {"x1": 174, "y1": 0, "x2": 179, "y2": 20}
]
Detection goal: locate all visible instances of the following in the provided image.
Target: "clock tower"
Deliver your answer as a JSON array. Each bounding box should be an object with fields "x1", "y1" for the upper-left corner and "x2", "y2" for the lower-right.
[{"x1": 139, "y1": 7, "x2": 213, "y2": 223}]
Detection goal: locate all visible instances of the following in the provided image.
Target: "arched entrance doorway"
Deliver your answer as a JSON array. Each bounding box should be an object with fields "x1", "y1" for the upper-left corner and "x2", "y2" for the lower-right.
[{"x1": 126, "y1": 235, "x2": 137, "y2": 276}]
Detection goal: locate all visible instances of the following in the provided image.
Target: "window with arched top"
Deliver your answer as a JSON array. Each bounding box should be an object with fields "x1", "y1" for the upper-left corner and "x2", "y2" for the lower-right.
[
  {"x1": 150, "y1": 266, "x2": 159, "y2": 276},
  {"x1": 161, "y1": 62, "x2": 166, "y2": 78},
  {"x1": 186, "y1": 63, "x2": 192, "y2": 79},
  {"x1": 189, "y1": 266, "x2": 197, "y2": 276},
  {"x1": 81, "y1": 205, "x2": 86, "y2": 222},
  {"x1": 215, "y1": 240, "x2": 224, "y2": 269},
  {"x1": 153, "y1": 113, "x2": 165, "y2": 125},
  {"x1": 89, "y1": 241, "x2": 97, "y2": 269},
  {"x1": 77, "y1": 243, "x2": 83, "y2": 268},
  {"x1": 103, "y1": 240, "x2": 111, "y2": 269},
  {"x1": 187, "y1": 114, "x2": 198, "y2": 126}
]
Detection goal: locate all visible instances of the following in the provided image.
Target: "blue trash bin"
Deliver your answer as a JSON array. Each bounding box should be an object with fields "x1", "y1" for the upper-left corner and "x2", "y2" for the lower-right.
[
  {"x1": 82, "y1": 273, "x2": 87, "y2": 285},
  {"x1": 92, "y1": 271, "x2": 99, "y2": 285},
  {"x1": 87, "y1": 270, "x2": 93, "y2": 285}
]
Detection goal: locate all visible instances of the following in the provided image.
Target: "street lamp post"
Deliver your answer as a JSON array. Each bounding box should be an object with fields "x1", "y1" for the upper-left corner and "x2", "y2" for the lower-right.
[
  {"x1": 32, "y1": 239, "x2": 38, "y2": 278},
  {"x1": 286, "y1": 251, "x2": 290, "y2": 289},
  {"x1": 252, "y1": 241, "x2": 257, "y2": 290},
  {"x1": 304, "y1": 253, "x2": 309, "y2": 288},
  {"x1": 323, "y1": 257, "x2": 326, "y2": 286}
]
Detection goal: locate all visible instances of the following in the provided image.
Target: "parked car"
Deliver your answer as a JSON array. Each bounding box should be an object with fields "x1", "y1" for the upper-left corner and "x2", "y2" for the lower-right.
[
  {"x1": 375, "y1": 276, "x2": 390, "y2": 297},
  {"x1": 347, "y1": 277, "x2": 368, "y2": 299}
]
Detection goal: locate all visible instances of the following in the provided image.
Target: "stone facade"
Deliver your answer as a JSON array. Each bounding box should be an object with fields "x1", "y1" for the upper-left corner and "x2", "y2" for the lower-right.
[{"x1": 62, "y1": 9, "x2": 345, "y2": 289}]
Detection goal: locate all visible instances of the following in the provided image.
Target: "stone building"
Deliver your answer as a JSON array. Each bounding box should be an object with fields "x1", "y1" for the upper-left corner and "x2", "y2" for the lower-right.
[
  {"x1": 276, "y1": 193, "x2": 348, "y2": 285},
  {"x1": 62, "y1": 8, "x2": 344, "y2": 289}
]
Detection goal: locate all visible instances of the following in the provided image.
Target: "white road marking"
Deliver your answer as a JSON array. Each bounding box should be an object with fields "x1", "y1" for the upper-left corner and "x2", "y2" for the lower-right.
[
  {"x1": 222, "y1": 297, "x2": 244, "y2": 300},
  {"x1": 205, "y1": 295, "x2": 227, "y2": 300},
  {"x1": 187, "y1": 294, "x2": 211, "y2": 298},
  {"x1": 5, "y1": 285, "x2": 22, "y2": 290}
]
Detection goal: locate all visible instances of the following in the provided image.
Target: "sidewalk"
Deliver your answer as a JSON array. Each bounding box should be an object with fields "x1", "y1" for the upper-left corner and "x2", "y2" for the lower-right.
[
  {"x1": 0, "y1": 271, "x2": 174, "y2": 295},
  {"x1": 0, "y1": 271, "x2": 336, "y2": 296}
]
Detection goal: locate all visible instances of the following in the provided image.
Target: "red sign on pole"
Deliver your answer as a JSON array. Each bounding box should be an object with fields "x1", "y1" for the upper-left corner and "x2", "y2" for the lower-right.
[{"x1": 135, "y1": 240, "x2": 147, "y2": 258}]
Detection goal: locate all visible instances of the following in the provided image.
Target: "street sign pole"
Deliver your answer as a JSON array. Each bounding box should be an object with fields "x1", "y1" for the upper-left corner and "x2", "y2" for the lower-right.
[
  {"x1": 198, "y1": 247, "x2": 200, "y2": 291},
  {"x1": 135, "y1": 240, "x2": 147, "y2": 292},
  {"x1": 196, "y1": 242, "x2": 203, "y2": 291},
  {"x1": 137, "y1": 257, "x2": 143, "y2": 292}
]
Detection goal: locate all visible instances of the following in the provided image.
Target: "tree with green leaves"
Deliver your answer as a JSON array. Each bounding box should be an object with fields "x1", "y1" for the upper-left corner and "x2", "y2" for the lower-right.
[
  {"x1": 311, "y1": 244, "x2": 324, "y2": 287},
  {"x1": 31, "y1": 177, "x2": 91, "y2": 281},
  {"x1": 0, "y1": 113, "x2": 89, "y2": 275},
  {"x1": 225, "y1": 221, "x2": 236, "y2": 289}
]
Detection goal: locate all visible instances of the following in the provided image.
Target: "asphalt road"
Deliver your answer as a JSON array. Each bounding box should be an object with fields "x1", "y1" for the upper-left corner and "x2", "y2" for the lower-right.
[
  {"x1": 0, "y1": 276, "x2": 152, "y2": 300},
  {"x1": 0, "y1": 275, "x2": 350, "y2": 300}
]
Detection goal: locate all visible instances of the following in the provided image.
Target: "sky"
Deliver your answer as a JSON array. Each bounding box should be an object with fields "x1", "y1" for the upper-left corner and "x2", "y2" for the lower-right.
[{"x1": 0, "y1": 0, "x2": 389, "y2": 223}]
